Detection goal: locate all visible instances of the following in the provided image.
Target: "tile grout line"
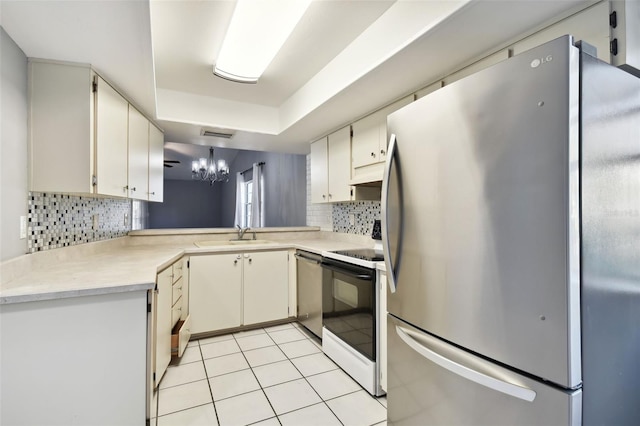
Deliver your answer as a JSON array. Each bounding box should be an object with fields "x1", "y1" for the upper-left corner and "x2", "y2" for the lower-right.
[
  {"x1": 233, "y1": 328, "x2": 284, "y2": 426},
  {"x1": 171, "y1": 324, "x2": 386, "y2": 425},
  {"x1": 197, "y1": 340, "x2": 222, "y2": 426},
  {"x1": 273, "y1": 332, "x2": 346, "y2": 426}
]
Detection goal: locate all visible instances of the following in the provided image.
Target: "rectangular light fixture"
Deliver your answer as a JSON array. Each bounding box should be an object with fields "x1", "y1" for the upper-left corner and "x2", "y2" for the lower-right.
[{"x1": 214, "y1": 0, "x2": 312, "y2": 84}]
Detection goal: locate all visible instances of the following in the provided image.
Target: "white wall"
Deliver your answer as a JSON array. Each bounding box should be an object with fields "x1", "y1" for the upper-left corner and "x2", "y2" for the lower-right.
[{"x1": 0, "y1": 27, "x2": 28, "y2": 261}]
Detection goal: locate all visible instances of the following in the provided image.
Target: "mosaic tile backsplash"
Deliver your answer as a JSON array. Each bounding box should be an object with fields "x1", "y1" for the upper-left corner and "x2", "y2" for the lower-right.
[
  {"x1": 27, "y1": 192, "x2": 131, "y2": 253},
  {"x1": 332, "y1": 201, "x2": 381, "y2": 235}
]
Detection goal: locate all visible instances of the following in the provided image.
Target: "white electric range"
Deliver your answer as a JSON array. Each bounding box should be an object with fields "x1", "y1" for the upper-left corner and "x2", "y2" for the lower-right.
[{"x1": 319, "y1": 245, "x2": 385, "y2": 396}]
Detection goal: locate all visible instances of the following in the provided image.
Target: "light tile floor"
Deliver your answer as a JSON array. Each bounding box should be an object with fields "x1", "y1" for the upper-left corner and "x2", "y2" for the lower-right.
[{"x1": 151, "y1": 322, "x2": 387, "y2": 426}]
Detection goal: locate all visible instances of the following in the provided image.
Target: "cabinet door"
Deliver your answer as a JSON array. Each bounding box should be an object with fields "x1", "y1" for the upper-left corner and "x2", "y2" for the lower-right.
[
  {"x1": 29, "y1": 62, "x2": 94, "y2": 193},
  {"x1": 127, "y1": 106, "x2": 149, "y2": 200},
  {"x1": 189, "y1": 254, "x2": 242, "y2": 334},
  {"x1": 327, "y1": 126, "x2": 352, "y2": 202},
  {"x1": 148, "y1": 124, "x2": 164, "y2": 202},
  {"x1": 95, "y1": 76, "x2": 129, "y2": 197},
  {"x1": 155, "y1": 267, "x2": 173, "y2": 386},
  {"x1": 243, "y1": 251, "x2": 289, "y2": 325},
  {"x1": 310, "y1": 137, "x2": 329, "y2": 203},
  {"x1": 352, "y1": 113, "x2": 381, "y2": 169}
]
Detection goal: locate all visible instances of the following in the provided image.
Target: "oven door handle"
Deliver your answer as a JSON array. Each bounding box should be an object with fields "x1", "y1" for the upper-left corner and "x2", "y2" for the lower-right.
[{"x1": 320, "y1": 263, "x2": 374, "y2": 281}]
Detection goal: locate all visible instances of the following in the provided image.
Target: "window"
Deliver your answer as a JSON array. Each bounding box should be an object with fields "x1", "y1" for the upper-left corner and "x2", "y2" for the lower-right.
[{"x1": 244, "y1": 180, "x2": 253, "y2": 226}]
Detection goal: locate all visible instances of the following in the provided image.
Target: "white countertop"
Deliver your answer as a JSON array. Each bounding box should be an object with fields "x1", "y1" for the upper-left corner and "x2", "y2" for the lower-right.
[{"x1": 0, "y1": 236, "x2": 369, "y2": 305}]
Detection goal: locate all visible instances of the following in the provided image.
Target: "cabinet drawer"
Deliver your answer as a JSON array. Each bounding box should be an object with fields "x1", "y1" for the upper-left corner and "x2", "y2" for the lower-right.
[
  {"x1": 172, "y1": 260, "x2": 184, "y2": 283},
  {"x1": 171, "y1": 315, "x2": 191, "y2": 358},
  {"x1": 171, "y1": 297, "x2": 182, "y2": 328},
  {"x1": 172, "y1": 278, "x2": 183, "y2": 305}
]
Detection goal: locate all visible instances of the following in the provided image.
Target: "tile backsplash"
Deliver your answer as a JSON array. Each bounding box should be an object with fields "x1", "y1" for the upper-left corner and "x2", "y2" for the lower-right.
[
  {"x1": 27, "y1": 192, "x2": 131, "y2": 253},
  {"x1": 332, "y1": 201, "x2": 381, "y2": 235}
]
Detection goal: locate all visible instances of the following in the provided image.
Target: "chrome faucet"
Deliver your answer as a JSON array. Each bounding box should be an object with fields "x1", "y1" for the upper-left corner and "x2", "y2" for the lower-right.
[{"x1": 236, "y1": 225, "x2": 250, "y2": 240}]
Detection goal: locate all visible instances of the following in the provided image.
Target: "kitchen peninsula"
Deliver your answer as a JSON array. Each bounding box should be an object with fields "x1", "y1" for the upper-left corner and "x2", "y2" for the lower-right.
[{"x1": 0, "y1": 227, "x2": 375, "y2": 425}]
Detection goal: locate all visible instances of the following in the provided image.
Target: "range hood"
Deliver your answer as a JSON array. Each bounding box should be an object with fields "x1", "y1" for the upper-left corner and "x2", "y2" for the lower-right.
[{"x1": 610, "y1": 0, "x2": 640, "y2": 77}]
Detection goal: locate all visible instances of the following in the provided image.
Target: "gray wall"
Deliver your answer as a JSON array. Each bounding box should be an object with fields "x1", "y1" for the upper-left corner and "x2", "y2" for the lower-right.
[
  {"x1": 148, "y1": 180, "x2": 225, "y2": 228},
  {"x1": 220, "y1": 151, "x2": 307, "y2": 227},
  {"x1": 1, "y1": 27, "x2": 28, "y2": 261}
]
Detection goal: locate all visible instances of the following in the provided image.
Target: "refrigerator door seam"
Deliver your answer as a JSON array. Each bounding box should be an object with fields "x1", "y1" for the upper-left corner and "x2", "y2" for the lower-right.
[{"x1": 396, "y1": 325, "x2": 537, "y2": 402}]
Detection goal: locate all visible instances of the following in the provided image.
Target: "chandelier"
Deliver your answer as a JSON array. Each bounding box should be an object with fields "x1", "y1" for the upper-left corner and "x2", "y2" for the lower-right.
[{"x1": 191, "y1": 147, "x2": 230, "y2": 185}]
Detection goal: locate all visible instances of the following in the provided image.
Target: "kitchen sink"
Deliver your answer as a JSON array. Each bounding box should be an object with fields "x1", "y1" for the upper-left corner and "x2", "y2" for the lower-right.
[
  {"x1": 194, "y1": 239, "x2": 272, "y2": 248},
  {"x1": 228, "y1": 239, "x2": 272, "y2": 245}
]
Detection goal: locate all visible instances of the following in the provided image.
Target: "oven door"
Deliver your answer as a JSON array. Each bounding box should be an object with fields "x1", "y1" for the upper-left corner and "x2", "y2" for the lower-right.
[{"x1": 321, "y1": 258, "x2": 376, "y2": 361}]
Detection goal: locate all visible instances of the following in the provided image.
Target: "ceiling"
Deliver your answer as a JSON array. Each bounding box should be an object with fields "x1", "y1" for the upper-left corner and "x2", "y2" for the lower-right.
[{"x1": 1, "y1": 0, "x2": 594, "y2": 155}]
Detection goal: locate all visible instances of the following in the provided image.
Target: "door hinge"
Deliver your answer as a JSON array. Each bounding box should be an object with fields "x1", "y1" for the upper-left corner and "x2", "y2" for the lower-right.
[
  {"x1": 92, "y1": 175, "x2": 97, "y2": 187},
  {"x1": 147, "y1": 302, "x2": 152, "y2": 313},
  {"x1": 350, "y1": 128, "x2": 354, "y2": 138},
  {"x1": 610, "y1": 10, "x2": 617, "y2": 28},
  {"x1": 187, "y1": 260, "x2": 190, "y2": 268},
  {"x1": 611, "y1": 38, "x2": 619, "y2": 56},
  {"x1": 153, "y1": 373, "x2": 156, "y2": 382},
  {"x1": 92, "y1": 79, "x2": 97, "y2": 93}
]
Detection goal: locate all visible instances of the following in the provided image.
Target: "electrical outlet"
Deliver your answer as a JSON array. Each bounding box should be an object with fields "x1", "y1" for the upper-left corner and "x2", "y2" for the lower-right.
[
  {"x1": 92, "y1": 214, "x2": 99, "y2": 230},
  {"x1": 19, "y1": 216, "x2": 27, "y2": 239},
  {"x1": 349, "y1": 214, "x2": 355, "y2": 226}
]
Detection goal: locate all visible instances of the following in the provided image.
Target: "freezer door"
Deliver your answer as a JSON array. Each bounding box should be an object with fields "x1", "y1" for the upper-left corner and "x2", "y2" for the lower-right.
[
  {"x1": 387, "y1": 315, "x2": 581, "y2": 426},
  {"x1": 384, "y1": 35, "x2": 581, "y2": 388}
]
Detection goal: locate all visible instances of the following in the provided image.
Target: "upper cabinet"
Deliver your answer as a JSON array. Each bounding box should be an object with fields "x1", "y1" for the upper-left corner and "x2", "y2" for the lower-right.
[
  {"x1": 311, "y1": 127, "x2": 352, "y2": 203},
  {"x1": 310, "y1": 136, "x2": 329, "y2": 204},
  {"x1": 148, "y1": 124, "x2": 164, "y2": 202},
  {"x1": 129, "y1": 105, "x2": 165, "y2": 202},
  {"x1": 326, "y1": 126, "x2": 352, "y2": 202},
  {"x1": 28, "y1": 60, "x2": 164, "y2": 201},
  {"x1": 95, "y1": 76, "x2": 129, "y2": 198},
  {"x1": 351, "y1": 95, "x2": 413, "y2": 185},
  {"x1": 310, "y1": 126, "x2": 381, "y2": 204},
  {"x1": 127, "y1": 105, "x2": 149, "y2": 200}
]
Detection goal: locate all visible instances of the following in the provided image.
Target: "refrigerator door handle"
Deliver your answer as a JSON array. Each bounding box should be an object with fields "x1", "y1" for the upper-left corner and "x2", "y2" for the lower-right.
[
  {"x1": 396, "y1": 325, "x2": 537, "y2": 402},
  {"x1": 382, "y1": 133, "x2": 398, "y2": 293}
]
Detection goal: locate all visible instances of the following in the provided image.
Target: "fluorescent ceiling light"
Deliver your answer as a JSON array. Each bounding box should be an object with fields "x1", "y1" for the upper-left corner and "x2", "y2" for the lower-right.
[{"x1": 214, "y1": 0, "x2": 312, "y2": 84}]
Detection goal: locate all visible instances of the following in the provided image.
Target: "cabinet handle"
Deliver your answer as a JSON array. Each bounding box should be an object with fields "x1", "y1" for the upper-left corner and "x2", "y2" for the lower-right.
[
  {"x1": 328, "y1": 194, "x2": 332, "y2": 199},
  {"x1": 248, "y1": 258, "x2": 252, "y2": 264},
  {"x1": 322, "y1": 194, "x2": 326, "y2": 199},
  {"x1": 234, "y1": 260, "x2": 238, "y2": 265},
  {"x1": 380, "y1": 149, "x2": 386, "y2": 155},
  {"x1": 149, "y1": 191, "x2": 155, "y2": 195},
  {"x1": 371, "y1": 152, "x2": 376, "y2": 157},
  {"x1": 131, "y1": 187, "x2": 136, "y2": 192}
]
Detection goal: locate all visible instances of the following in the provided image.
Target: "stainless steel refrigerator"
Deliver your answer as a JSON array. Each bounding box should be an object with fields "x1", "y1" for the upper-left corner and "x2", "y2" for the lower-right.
[{"x1": 382, "y1": 35, "x2": 640, "y2": 425}]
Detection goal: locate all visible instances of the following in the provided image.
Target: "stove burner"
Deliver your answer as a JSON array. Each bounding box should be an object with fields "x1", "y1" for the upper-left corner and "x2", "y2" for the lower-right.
[{"x1": 331, "y1": 249, "x2": 384, "y2": 262}]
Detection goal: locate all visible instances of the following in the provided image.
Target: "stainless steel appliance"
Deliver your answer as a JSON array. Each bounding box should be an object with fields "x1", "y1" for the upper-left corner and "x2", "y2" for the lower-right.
[
  {"x1": 295, "y1": 250, "x2": 323, "y2": 338},
  {"x1": 321, "y1": 249, "x2": 385, "y2": 396},
  {"x1": 383, "y1": 35, "x2": 640, "y2": 425}
]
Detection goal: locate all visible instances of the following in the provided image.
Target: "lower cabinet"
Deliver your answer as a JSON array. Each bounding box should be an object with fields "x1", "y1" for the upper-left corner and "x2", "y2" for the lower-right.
[
  {"x1": 189, "y1": 253, "x2": 243, "y2": 334},
  {"x1": 154, "y1": 266, "x2": 173, "y2": 387},
  {"x1": 189, "y1": 250, "x2": 290, "y2": 335},
  {"x1": 243, "y1": 251, "x2": 289, "y2": 325},
  {"x1": 153, "y1": 258, "x2": 191, "y2": 388}
]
